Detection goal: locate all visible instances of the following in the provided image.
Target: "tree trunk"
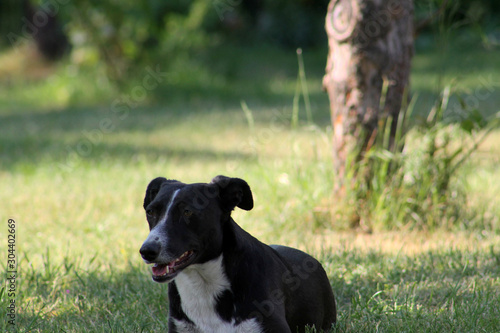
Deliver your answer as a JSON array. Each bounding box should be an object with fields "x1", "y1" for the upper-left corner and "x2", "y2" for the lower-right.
[
  {"x1": 323, "y1": 0, "x2": 414, "y2": 188},
  {"x1": 23, "y1": 0, "x2": 70, "y2": 61}
]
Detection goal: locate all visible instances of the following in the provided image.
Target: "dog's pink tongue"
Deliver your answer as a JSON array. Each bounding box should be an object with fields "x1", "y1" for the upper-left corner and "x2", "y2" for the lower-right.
[{"x1": 152, "y1": 264, "x2": 167, "y2": 276}]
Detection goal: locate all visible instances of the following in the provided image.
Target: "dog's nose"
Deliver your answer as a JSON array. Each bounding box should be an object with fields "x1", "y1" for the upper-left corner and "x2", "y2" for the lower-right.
[{"x1": 140, "y1": 242, "x2": 161, "y2": 262}]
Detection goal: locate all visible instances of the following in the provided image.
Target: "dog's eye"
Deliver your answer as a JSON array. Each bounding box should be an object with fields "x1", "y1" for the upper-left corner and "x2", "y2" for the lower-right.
[
  {"x1": 183, "y1": 209, "x2": 193, "y2": 218},
  {"x1": 146, "y1": 210, "x2": 156, "y2": 218}
]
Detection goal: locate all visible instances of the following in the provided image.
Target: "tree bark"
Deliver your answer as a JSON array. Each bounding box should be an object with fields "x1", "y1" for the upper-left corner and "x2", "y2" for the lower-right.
[{"x1": 323, "y1": 0, "x2": 414, "y2": 187}]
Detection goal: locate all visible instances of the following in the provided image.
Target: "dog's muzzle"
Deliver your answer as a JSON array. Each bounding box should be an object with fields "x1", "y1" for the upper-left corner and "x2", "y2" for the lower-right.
[{"x1": 140, "y1": 241, "x2": 161, "y2": 262}]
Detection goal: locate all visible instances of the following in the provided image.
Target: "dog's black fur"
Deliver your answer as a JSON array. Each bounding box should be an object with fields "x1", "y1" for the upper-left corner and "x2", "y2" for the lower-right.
[{"x1": 140, "y1": 175, "x2": 336, "y2": 332}]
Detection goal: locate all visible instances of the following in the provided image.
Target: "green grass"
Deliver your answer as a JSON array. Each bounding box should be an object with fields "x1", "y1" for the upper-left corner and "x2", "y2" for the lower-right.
[
  {"x1": 1, "y1": 234, "x2": 499, "y2": 332},
  {"x1": 326, "y1": 244, "x2": 500, "y2": 332},
  {"x1": 1, "y1": 35, "x2": 500, "y2": 331}
]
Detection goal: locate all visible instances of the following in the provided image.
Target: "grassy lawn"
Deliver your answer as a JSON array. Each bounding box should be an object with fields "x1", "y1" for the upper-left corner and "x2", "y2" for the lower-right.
[{"x1": 1, "y1": 35, "x2": 500, "y2": 332}]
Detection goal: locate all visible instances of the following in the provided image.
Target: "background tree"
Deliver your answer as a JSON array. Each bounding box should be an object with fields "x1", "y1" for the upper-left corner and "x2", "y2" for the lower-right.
[
  {"x1": 22, "y1": 0, "x2": 70, "y2": 61},
  {"x1": 323, "y1": 0, "x2": 414, "y2": 192}
]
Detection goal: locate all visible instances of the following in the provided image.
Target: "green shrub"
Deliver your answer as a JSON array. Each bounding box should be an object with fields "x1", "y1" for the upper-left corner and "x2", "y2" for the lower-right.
[{"x1": 341, "y1": 85, "x2": 499, "y2": 231}]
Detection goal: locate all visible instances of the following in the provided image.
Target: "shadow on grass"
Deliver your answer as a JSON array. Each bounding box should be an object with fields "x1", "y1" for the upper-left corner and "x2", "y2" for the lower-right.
[
  {"x1": 326, "y1": 247, "x2": 500, "y2": 332},
  {"x1": 0, "y1": 104, "x2": 260, "y2": 172},
  {"x1": 7, "y1": 261, "x2": 170, "y2": 332},
  {"x1": 2, "y1": 37, "x2": 500, "y2": 174},
  {"x1": 5, "y1": 246, "x2": 499, "y2": 332}
]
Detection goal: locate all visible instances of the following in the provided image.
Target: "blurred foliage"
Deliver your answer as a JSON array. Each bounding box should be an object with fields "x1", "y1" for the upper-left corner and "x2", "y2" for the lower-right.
[
  {"x1": 0, "y1": 1, "x2": 24, "y2": 47},
  {"x1": 1, "y1": 0, "x2": 499, "y2": 85},
  {"x1": 58, "y1": 0, "x2": 216, "y2": 83},
  {"x1": 415, "y1": 0, "x2": 500, "y2": 33},
  {"x1": 419, "y1": 0, "x2": 500, "y2": 22}
]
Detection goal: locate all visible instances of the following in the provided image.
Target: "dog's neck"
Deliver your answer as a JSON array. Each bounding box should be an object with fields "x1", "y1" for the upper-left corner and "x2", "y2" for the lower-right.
[
  {"x1": 172, "y1": 252, "x2": 263, "y2": 332},
  {"x1": 174, "y1": 255, "x2": 231, "y2": 326},
  {"x1": 171, "y1": 220, "x2": 259, "y2": 329},
  {"x1": 176, "y1": 255, "x2": 230, "y2": 292}
]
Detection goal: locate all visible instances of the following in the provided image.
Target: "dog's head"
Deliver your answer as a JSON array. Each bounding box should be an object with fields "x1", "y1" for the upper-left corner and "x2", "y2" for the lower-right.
[{"x1": 139, "y1": 175, "x2": 253, "y2": 283}]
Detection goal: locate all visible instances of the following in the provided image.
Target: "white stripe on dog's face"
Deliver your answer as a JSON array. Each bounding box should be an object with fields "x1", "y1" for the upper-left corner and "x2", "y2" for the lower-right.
[
  {"x1": 142, "y1": 189, "x2": 180, "y2": 263},
  {"x1": 159, "y1": 188, "x2": 180, "y2": 227}
]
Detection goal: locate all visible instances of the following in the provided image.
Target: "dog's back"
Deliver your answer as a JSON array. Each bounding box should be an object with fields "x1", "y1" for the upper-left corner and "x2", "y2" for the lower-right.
[{"x1": 271, "y1": 245, "x2": 337, "y2": 332}]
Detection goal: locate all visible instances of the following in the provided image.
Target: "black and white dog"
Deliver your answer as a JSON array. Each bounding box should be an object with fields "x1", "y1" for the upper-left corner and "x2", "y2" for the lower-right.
[{"x1": 140, "y1": 175, "x2": 336, "y2": 332}]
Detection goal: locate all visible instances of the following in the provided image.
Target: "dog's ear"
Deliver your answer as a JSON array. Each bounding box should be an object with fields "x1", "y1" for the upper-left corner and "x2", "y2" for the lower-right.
[
  {"x1": 211, "y1": 175, "x2": 253, "y2": 211},
  {"x1": 143, "y1": 177, "x2": 168, "y2": 209}
]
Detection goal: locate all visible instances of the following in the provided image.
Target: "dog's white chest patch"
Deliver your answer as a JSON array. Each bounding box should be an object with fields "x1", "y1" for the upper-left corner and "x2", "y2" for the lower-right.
[{"x1": 173, "y1": 255, "x2": 262, "y2": 333}]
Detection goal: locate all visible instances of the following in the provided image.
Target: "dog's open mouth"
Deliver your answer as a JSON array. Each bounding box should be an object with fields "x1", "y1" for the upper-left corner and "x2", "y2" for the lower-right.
[{"x1": 151, "y1": 250, "x2": 196, "y2": 283}]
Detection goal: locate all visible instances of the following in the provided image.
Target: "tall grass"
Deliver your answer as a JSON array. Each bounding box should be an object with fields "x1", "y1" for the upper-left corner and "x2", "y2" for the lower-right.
[{"x1": 339, "y1": 83, "x2": 500, "y2": 231}]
